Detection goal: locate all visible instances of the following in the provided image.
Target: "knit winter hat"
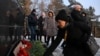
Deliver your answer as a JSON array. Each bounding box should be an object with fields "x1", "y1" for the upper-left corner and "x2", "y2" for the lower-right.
[{"x1": 55, "y1": 9, "x2": 70, "y2": 22}]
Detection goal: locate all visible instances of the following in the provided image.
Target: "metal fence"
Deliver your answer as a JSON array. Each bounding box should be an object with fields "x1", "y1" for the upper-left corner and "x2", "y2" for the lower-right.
[{"x1": 0, "y1": 0, "x2": 24, "y2": 56}]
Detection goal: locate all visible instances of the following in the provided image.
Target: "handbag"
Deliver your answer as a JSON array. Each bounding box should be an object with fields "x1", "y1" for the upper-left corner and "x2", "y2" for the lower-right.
[{"x1": 87, "y1": 36, "x2": 100, "y2": 55}]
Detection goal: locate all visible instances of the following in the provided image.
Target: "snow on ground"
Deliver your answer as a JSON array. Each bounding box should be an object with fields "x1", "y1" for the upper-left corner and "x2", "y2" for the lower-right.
[{"x1": 95, "y1": 38, "x2": 100, "y2": 56}]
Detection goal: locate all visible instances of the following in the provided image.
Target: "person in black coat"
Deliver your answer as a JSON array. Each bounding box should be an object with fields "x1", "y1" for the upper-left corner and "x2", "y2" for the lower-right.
[
  {"x1": 28, "y1": 9, "x2": 37, "y2": 41},
  {"x1": 71, "y1": 5, "x2": 91, "y2": 26},
  {"x1": 43, "y1": 9, "x2": 93, "y2": 56},
  {"x1": 71, "y1": 5, "x2": 85, "y2": 22},
  {"x1": 37, "y1": 12, "x2": 47, "y2": 42},
  {"x1": 71, "y1": 5, "x2": 92, "y2": 41}
]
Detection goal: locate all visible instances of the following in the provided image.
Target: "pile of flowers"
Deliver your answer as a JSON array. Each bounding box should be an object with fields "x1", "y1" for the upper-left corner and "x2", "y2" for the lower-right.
[
  {"x1": 16, "y1": 40, "x2": 46, "y2": 56},
  {"x1": 17, "y1": 40, "x2": 32, "y2": 56}
]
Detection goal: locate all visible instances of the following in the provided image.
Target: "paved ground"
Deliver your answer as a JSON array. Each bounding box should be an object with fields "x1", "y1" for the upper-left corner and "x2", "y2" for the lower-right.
[
  {"x1": 95, "y1": 38, "x2": 100, "y2": 56},
  {"x1": 52, "y1": 38, "x2": 100, "y2": 56}
]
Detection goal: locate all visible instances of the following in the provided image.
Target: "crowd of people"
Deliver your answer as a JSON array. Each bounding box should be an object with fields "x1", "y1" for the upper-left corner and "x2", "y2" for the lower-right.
[
  {"x1": 27, "y1": 4, "x2": 94, "y2": 56},
  {"x1": 27, "y1": 9, "x2": 57, "y2": 46}
]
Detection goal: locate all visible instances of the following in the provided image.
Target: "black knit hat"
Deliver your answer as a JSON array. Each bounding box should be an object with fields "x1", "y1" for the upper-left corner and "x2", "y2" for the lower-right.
[
  {"x1": 55, "y1": 9, "x2": 70, "y2": 22},
  {"x1": 32, "y1": 9, "x2": 36, "y2": 12}
]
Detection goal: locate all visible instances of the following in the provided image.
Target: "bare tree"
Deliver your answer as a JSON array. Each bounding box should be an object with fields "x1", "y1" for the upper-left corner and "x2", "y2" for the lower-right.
[
  {"x1": 48, "y1": 0, "x2": 66, "y2": 14},
  {"x1": 32, "y1": 0, "x2": 39, "y2": 9},
  {"x1": 18, "y1": 0, "x2": 32, "y2": 15},
  {"x1": 39, "y1": 0, "x2": 45, "y2": 12}
]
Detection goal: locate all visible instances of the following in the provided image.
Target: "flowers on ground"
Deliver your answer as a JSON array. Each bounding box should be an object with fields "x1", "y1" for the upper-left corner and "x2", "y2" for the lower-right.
[{"x1": 17, "y1": 40, "x2": 46, "y2": 56}]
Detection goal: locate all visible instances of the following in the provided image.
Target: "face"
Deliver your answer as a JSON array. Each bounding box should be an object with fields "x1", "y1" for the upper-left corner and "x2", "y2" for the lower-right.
[
  {"x1": 33, "y1": 12, "x2": 36, "y2": 14},
  {"x1": 48, "y1": 12, "x2": 53, "y2": 17},
  {"x1": 57, "y1": 20, "x2": 67, "y2": 28}
]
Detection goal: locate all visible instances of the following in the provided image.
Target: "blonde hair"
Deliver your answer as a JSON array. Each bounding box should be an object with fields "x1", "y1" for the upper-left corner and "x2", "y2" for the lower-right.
[{"x1": 41, "y1": 12, "x2": 46, "y2": 18}]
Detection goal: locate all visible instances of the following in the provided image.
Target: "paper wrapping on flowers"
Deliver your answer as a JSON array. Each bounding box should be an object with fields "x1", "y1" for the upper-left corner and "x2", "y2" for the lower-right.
[{"x1": 13, "y1": 40, "x2": 32, "y2": 56}]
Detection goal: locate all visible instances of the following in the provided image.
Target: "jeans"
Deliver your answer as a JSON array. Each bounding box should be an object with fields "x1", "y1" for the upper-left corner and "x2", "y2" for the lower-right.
[{"x1": 29, "y1": 26, "x2": 36, "y2": 41}]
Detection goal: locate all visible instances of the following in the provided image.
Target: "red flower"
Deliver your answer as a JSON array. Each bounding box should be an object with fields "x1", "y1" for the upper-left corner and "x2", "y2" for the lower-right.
[
  {"x1": 21, "y1": 40, "x2": 32, "y2": 50},
  {"x1": 17, "y1": 47, "x2": 29, "y2": 56}
]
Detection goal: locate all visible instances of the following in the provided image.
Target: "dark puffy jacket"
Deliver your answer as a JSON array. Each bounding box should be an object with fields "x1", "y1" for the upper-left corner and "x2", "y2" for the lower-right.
[
  {"x1": 43, "y1": 22, "x2": 93, "y2": 56},
  {"x1": 71, "y1": 10, "x2": 86, "y2": 22},
  {"x1": 28, "y1": 14, "x2": 37, "y2": 26}
]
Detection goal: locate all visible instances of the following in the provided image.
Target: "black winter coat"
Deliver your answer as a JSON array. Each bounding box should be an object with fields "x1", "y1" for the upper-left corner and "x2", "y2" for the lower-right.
[
  {"x1": 43, "y1": 22, "x2": 93, "y2": 56},
  {"x1": 28, "y1": 14, "x2": 37, "y2": 26},
  {"x1": 37, "y1": 16, "x2": 46, "y2": 35},
  {"x1": 71, "y1": 10, "x2": 87, "y2": 23}
]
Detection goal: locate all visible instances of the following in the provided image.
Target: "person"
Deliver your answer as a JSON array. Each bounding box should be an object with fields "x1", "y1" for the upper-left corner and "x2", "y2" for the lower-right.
[
  {"x1": 43, "y1": 10, "x2": 57, "y2": 46},
  {"x1": 71, "y1": 4, "x2": 91, "y2": 38},
  {"x1": 28, "y1": 9, "x2": 37, "y2": 41},
  {"x1": 37, "y1": 12, "x2": 47, "y2": 43},
  {"x1": 71, "y1": 5, "x2": 83, "y2": 21},
  {"x1": 71, "y1": 5, "x2": 87, "y2": 23},
  {"x1": 43, "y1": 9, "x2": 93, "y2": 56}
]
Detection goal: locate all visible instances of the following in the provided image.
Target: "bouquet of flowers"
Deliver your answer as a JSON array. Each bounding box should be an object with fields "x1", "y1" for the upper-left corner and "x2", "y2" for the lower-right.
[
  {"x1": 17, "y1": 40, "x2": 32, "y2": 56},
  {"x1": 17, "y1": 40, "x2": 46, "y2": 56}
]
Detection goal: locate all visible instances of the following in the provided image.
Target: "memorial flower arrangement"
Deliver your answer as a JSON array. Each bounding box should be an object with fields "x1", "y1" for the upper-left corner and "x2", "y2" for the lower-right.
[
  {"x1": 17, "y1": 40, "x2": 32, "y2": 56},
  {"x1": 17, "y1": 40, "x2": 46, "y2": 56},
  {"x1": 29, "y1": 41, "x2": 46, "y2": 56}
]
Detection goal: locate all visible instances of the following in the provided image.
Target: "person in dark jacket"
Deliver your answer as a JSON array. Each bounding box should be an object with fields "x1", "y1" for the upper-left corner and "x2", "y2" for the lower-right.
[
  {"x1": 28, "y1": 9, "x2": 37, "y2": 41},
  {"x1": 71, "y1": 4, "x2": 92, "y2": 41},
  {"x1": 71, "y1": 5, "x2": 86, "y2": 22},
  {"x1": 37, "y1": 12, "x2": 47, "y2": 42},
  {"x1": 43, "y1": 9, "x2": 93, "y2": 56}
]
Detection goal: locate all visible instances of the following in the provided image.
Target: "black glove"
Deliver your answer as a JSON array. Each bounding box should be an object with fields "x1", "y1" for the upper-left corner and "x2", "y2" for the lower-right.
[{"x1": 43, "y1": 52, "x2": 53, "y2": 56}]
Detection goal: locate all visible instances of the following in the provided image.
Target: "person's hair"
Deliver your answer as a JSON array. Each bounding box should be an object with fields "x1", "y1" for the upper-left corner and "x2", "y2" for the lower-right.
[
  {"x1": 31, "y1": 9, "x2": 36, "y2": 16},
  {"x1": 32, "y1": 9, "x2": 36, "y2": 13},
  {"x1": 73, "y1": 4, "x2": 82, "y2": 9},
  {"x1": 41, "y1": 12, "x2": 46, "y2": 18}
]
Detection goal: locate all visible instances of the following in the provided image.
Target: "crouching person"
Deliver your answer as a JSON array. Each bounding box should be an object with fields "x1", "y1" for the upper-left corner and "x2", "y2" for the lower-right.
[{"x1": 43, "y1": 9, "x2": 93, "y2": 56}]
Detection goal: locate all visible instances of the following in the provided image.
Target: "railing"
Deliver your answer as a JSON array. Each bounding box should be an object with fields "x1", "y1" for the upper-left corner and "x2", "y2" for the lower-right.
[{"x1": 0, "y1": 25, "x2": 24, "y2": 56}]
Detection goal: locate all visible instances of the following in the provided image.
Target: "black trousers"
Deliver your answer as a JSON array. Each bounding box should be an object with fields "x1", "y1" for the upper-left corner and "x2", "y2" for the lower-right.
[{"x1": 46, "y1": 36, "x2": 54, "y2": 46}]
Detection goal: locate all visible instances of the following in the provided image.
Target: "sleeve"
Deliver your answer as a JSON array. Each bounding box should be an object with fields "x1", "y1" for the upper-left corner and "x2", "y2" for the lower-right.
[
  {"x1": 43, "y1": 30, "x2": 63, "y2": 56},
  {"x1": 28, "y1": 15, "x2": 37, "y2": 26},
  {"x1": 38, "y1": 17, "x2": 41, "y2": 26},
  {"x1": 28, "y1": 15, "x2": 32, "y2": 23},
  {"x1": 43, "y1": 17, "x2": 48, "y2": 29}
]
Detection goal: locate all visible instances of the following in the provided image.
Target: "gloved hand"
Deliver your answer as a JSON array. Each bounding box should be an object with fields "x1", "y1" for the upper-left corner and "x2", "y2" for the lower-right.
[{"x1": 43, "y1": 52, "x2": 53, "y2": 56}]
